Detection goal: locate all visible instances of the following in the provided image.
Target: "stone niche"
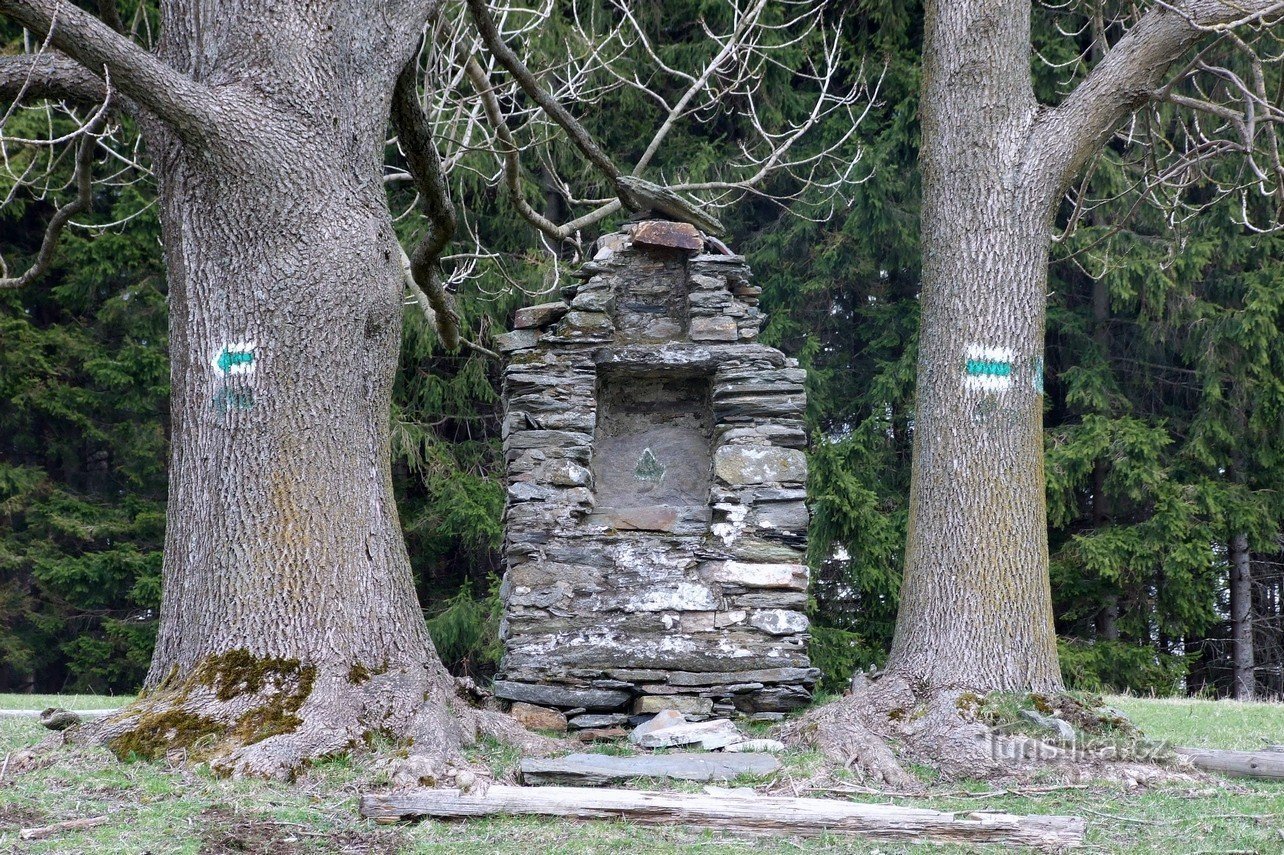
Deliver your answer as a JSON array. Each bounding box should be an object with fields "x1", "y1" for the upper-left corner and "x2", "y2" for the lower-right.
[{"x1": 494, "y1": 220, "x2": 818, "y2": 724}]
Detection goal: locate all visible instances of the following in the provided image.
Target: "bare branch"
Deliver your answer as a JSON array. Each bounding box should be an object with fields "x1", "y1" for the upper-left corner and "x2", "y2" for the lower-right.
[
  {"x1": 1031, "y1": 1, "x2": 1282, "y2": 196},
  {"x1": 632, "y1": 0, "x2": 771, "y2": 175},
  {"x1": 392, "y1": 57, "x2": 463, "y2": 352},
  {"x1": 465, "y1": 0, "x2": 623, "y2": 181},
  {"x1": 0, "y1": 54, "x2": 106, "y2": 103},
  {"x1": 405, "y1": 0, "x2": 867, "y2": 298},
  {"x1": 0, "y1": 0, "x2": 220, "y2": 139},
  {"x1": 0, "y1": 88, "x2": 108, "y2": 289},
  {"x1": 461, "y1": 52, "x2": 567, "y2": 241}
]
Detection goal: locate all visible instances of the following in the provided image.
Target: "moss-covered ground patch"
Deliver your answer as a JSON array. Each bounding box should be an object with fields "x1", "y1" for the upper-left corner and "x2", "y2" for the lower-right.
[{"x1": 0, "y1": 694, "x2": 1281, "y2": 853}]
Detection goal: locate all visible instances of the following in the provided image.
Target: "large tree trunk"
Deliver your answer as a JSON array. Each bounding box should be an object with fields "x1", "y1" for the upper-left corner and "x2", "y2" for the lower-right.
[
  {"x1": 795, "y1": 0, "x2": 1264, "y2": 783},
  {"x1": 885, "y1": 0, "x2": 1061, "y2": 692},
  {"x1": 1230, "y1": 532, "x2": 1255, "y2": 700},
  {"x1": 92, "y1": 0, "x2": 479, "y2": 779}
]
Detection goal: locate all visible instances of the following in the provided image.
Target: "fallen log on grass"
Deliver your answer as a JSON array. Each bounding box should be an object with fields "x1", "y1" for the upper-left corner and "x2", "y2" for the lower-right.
[
  {"x1": 360, "y1": 786, "x2": 1085, "y2": 849},
  {"x1": 19, "y1": 816, "x2": 109, "y2": 840},
  {"x1": 1176, "y1": 747, "x2": 1284, "y2": 780}
]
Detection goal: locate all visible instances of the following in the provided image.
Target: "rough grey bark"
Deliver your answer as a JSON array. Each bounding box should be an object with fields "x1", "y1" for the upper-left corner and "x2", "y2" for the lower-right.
[
  {"x1": 886, "y1": 0, "x2": 1268, "y2": 693},
  {"x1": 0, "y1": 0, "x2": 523, "y2": 778},
  {"x1": 800, "y1": 0, "x2": 1278, "y2": 780},
  {"x1": 1230, "y1": 532, "x2": 1255, "y2": 700},
  {"x1": 888, "y1": 0, "x2": 1061, "y2": 691}
]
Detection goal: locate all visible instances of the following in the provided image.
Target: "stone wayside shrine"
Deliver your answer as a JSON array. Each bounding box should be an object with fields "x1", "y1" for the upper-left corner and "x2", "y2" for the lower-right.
[{"x1": 492, "y1": 219, "x2": 818, "y2": 725}]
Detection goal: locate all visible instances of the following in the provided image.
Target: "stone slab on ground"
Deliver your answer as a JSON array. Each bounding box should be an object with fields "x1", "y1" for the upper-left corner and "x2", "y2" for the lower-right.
[
  {"x1": 631, "y1": 717, "x2": 745, "y2": 750},
  {"x1": 724, "y1": 739, "x2": 785, "y2": 753},
  {"x1": 628, "y1": 708, "x2": 685, "y2": 742},
  {"x1": 519, "y1": 752, "x2": 780, "y2": 786}
]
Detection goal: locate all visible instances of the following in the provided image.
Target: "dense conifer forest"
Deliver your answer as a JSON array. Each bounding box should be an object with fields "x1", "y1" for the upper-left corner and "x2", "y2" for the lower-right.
[{"x1": 2, "y1": 0, "x2": 1281, "y2": 700}]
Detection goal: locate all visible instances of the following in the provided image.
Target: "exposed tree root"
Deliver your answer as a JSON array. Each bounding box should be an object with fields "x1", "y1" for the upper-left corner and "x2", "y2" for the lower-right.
[
  {"x1": 783, "y1": 675, "x2": 1196, "y2": 789},
  {"x1": 77, "y1": 649, "x2": 555, "y2": 782}
]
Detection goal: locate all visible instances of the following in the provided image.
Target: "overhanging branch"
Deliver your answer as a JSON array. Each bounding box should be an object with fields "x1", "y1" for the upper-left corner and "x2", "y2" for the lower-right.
[
  {"x1": 391, "y1": 58, "x2": 462, "y2": 352},
  {"x1": 464, "y1": 0, "x2": 622, "y2": 182},
  {"x1": 0, "y1": 53, "x2": 107, "y2": 103},
  {"x1": 0, "y1": 0, "x2": 220, "y2": 140},
  {"x1": 1029, "y1": 0, "x2": 1281, "y2": 196},
  {"x1": 0, "y1": 89, "x2": 109, "y2": 289}
]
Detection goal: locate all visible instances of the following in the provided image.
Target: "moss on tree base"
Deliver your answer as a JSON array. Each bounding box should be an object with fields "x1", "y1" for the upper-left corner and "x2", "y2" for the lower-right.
[{"x1": 105, "y1": 649, "x2": 316, "y2": 765}]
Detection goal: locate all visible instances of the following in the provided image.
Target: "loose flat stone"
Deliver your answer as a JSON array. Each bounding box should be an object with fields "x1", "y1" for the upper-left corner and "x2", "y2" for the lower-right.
[
  {"x1": 496, "y1": 329, "x2": 539, "y2": 352},
  {"x1": 567, "y1": 713, "x2": 630, "y2": 730},
  {"x1": 520, "y1": 752, "x2": 778, "y2": 786},
  {"x1": 724, "y1": 739, "x2": 786, "y2": 754},
  {"x1": 633, "y1": 718, "x2": 745, "y2": 750},
  {"x1": 514, "y1": 302, "x2": 569, "y2": 329},
  {"x1": 509, "y1": 702, "x2": 568, "y2": 734},
  {"x1": 493, "y1": 680, "x2": 630, "y2": 710},
  {"x1": 629, "y1": 709, "x2": 686, "y2": 743},
  {"x1": 629, "y1": 220, "x2": 704, "y2": 251}
]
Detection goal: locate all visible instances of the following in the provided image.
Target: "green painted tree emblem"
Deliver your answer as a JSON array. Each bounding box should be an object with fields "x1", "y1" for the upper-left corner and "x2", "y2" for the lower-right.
[{"x1": 635, "y1": 448, "x2": 665, "y2": 482}]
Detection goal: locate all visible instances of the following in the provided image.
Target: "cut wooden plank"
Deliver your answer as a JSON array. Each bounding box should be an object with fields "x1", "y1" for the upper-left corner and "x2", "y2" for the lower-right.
[
  {"x1": 360, "y1": 786, "x2": 1085, "y2": 850},
  {"x1": 520, "y1": 752, "x2": 779, "y2": 785},
  {"x1": 1177, "y1": 747, "x2": 1284, "y2": 780}
]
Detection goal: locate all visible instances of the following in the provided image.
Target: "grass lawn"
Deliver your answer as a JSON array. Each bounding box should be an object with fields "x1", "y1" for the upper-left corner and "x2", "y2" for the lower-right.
[
  {"x1": 0, "y1": 693, "x2": 1280, "y2": 853},
  {"x1": 0, "y1": 694, "x2": 132, "y2": 712}
]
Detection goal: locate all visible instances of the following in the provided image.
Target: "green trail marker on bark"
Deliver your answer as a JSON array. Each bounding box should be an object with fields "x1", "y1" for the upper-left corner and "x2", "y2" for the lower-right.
[
  {"x1": 963, "y1": 345, "x2": 1014, "y2": 391},
  {"x1": 213, "y1": 342, "x2": 257, "y2": 376}
]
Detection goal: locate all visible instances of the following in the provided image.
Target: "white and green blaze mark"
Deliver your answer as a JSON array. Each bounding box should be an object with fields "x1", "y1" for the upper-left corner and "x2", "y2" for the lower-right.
[
  {"x1": 213, "y1": 341, "x2": 256, "y2": 376},
  {"x1": 964, "y1": 345, "x2": 1014, "y2": 391},
  {"x1": 212, "y1": 341, "x2": 257, "y2": 414}
]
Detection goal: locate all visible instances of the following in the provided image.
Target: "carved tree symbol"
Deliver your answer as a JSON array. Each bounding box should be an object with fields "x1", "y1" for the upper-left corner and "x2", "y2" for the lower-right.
[{"x1": 634, "y1": 448, "x2": 665, "y2": 482}]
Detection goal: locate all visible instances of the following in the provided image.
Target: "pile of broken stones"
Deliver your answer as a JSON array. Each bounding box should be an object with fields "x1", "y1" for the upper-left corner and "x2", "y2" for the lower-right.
[{"x1": 512, "y1": 704, "x2": 788, "y2": 786}]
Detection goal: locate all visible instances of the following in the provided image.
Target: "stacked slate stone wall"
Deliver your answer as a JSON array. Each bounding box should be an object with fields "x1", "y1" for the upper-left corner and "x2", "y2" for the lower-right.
[{"x1": 494, "y1": 221, "x2": 818, "y2": 724}]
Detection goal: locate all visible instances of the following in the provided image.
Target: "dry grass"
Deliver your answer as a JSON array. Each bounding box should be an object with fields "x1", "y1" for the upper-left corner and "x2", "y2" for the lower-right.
[{"x1": 0, "y1": 695, "x2": 1282, "y2": 853}]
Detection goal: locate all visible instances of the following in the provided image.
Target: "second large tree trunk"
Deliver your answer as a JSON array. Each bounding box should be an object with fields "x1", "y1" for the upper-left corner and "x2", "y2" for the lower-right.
[{"x1": 884, "y1": 0, "x2": 1062, "y2": 692}]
